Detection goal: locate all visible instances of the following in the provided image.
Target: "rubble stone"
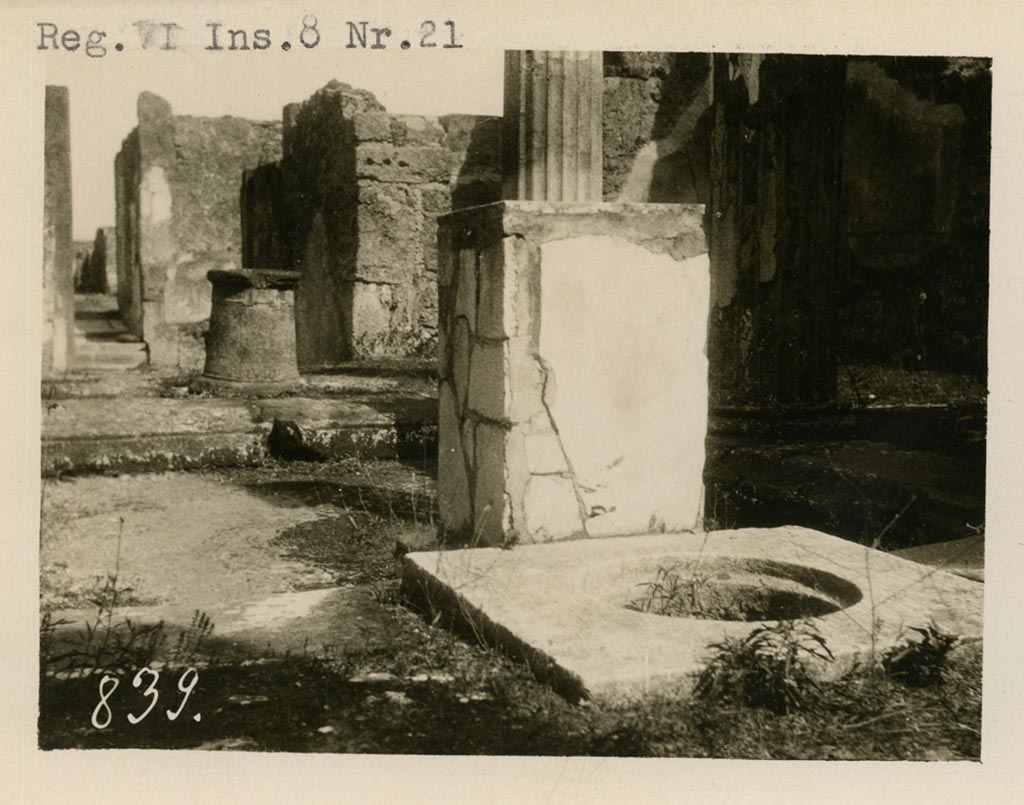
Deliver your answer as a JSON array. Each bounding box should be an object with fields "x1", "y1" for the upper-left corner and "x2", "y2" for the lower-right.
[{"x1": 239, "y1": 81, "x2": 502, "y2": 369}]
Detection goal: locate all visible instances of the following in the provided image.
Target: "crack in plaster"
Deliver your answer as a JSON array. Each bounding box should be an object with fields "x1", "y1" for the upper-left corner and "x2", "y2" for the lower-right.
[{"x1": 534, "y1": 352, "x2": 590, "y2": 535}]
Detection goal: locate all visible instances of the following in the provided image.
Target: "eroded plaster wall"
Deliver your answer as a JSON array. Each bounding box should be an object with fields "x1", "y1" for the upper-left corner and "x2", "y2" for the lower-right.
[
  {"x1": 114, "y1": 93, "x2": 282, "y2": 369},
  {"x1": 437, "y1": 201, "x2": 709, "y2": 546},
  {"x1": 838, "y1": 58, "x2": 990, "y2": 375}
]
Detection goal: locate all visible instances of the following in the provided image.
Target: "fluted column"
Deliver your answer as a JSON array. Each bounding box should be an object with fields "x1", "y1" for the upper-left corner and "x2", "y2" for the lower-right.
[{"x1": 502, "y1": 51, "x2": 603, "y2": 202}]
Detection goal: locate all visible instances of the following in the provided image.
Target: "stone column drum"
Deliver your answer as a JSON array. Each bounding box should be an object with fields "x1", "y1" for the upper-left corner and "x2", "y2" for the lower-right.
[
  {"x1": 436, "y1": 202, "x2": 710, "y2": 546},
  {"x1": 199, "y1": 269, "x2": 301, "y2": 393}
]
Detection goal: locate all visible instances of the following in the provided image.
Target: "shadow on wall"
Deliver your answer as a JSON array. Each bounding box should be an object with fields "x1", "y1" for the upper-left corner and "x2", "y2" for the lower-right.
[
  {"x1": 602, "y1": 51, "x2": 991, "y2": 403},
  {"x1": 114, "y1": 92, "x2": 283, "y2": 370},
  {"x1": 603, "y1": 52, "x2": 713, "y2": 204},
  {"x1": 445, "y1": 115, "x2": 503, "y2": 211},
  {"x1": 837, "y1": 57, "x2": 990, "y2": 378}
]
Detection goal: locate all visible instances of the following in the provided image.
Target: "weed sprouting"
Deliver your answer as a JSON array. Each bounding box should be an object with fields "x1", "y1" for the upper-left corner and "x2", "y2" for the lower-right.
[
  {"x1": 694, "y1": 620, "x2": 835, "y2": 714},
  {"x1": 40, "y1": 572, "x2": 170, "y2": 678},
  {"x1": 626, "y1": 562, "x2": 713, "y2": 618},
  {"x1": 41, "y1": 564, "x2": 216, "y2": 678},
  {"x1": 171, "y1": 610, "x2": 215, "y2": 666},
  {"x1": 882, "y1": 621, "x2": 960, "y2": 686}
]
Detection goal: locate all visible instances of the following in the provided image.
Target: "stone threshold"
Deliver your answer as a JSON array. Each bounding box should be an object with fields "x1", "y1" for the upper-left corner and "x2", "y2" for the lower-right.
[{"x1": 41, "y1": 394, "x2": 438, "y2": 476}]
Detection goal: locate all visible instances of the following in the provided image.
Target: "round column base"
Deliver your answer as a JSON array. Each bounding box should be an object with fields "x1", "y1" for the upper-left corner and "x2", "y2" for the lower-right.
[{"x1": 201, "y1": 268, "x2": 302, "y2": 396}]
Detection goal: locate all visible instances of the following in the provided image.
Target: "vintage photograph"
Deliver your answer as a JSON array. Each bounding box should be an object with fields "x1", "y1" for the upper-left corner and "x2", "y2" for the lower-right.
[{"x1": 38, "y1": 45, "x2": 989, "y2": 760}]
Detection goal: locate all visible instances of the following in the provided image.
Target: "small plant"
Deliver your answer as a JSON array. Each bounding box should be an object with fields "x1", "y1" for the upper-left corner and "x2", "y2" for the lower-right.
[
  {"x1": 882, "y1": 621, "x2": 959, "y2": 687},
  {"x1": 41, "y1": 571, "x2": 216, "y2": 679},
  {"x1": 627, "y1": 562, "x2": 713, "y2": 618},
  {"x1": 40, "y1": 571, "x2": 168, "y2": 678},
  {"x1": 369, "y1": 579, "x2": 401, "y2": 607},
  {"x1": 171, "y1": 610, "x2": 215, "y2": 666},
  {"x1": 694, "y1": 620, "x2": 835, "y2": 714}
]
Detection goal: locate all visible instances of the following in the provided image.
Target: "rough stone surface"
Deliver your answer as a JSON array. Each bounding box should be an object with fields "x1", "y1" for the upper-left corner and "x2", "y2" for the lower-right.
[
  {"x1": 238, "y1": 80, "x2": 502, "y2": 370},
  {"x1": 43, "y1": 86, "x2": 75, "y2": 374},
  {"x1": 402, "y1": 527, "x2": 984, "y2": 702},
  {"x1": 436, "y1": 201, "x2": 708, "y2": 546},
  {"x1": 115, "y1": 92, "x2": 282, "y2": 369},
  {"x1": 263, "y1": 396, "x2": 438, "y2": 461},
  {"x1": 200, "y1": 269, "x2": 301, "y2": 392},
  {"x1": 438, "y1": 381, "x2": 472, "y2": 533},
  {"x1": 41, "y1": 390, "x2": 438, "y2": 476},
  {"x1": 602, "y1": 52, "x2": 712, "y2": 203}
]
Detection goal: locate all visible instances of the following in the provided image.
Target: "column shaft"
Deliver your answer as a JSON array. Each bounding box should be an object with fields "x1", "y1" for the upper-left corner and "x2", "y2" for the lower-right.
[{"x1": 502, "y1": 51, "x2": 603, "y2": 202}]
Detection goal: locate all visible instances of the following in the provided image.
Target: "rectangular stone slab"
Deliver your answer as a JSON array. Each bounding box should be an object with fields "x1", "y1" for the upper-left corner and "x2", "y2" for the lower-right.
[{"x1": 402, "y1": 526, "x2": 983, "y2": 702}]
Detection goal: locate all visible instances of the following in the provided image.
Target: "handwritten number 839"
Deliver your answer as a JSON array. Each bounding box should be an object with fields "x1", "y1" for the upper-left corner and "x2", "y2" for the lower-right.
[{"x1": 91, "y1": 667, "x2": 200, "y2": 729}]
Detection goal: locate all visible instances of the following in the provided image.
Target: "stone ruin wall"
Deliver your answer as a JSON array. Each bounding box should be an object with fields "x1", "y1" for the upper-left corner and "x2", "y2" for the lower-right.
[
  {"x1": 96, "y1": 226, "x2": 117, "y2": 295},
  {"x1": 115, "y1": 93, "x2": 282, "y2": 369},
  {"x1": 600, "y1": 52, "x2": 991, "y2": 388},
  {"x1": 839, "y1": 57, "x2": 990, "y2": 376},
  {"x1": 43, "y1": 85, "x2": 75, "y2": 374},
  {"x1": 114, "y1": 128, "x2": 142, "y2": 340},
  {"x1": 603, "y1": 52, "x2": 713, "y2": 204},
  {"x1": 240, "y1": 80, "x2": 501, "y2": 371},
  {"x1": 103, "y1": 58, "x2": 983, "y2": 381}
]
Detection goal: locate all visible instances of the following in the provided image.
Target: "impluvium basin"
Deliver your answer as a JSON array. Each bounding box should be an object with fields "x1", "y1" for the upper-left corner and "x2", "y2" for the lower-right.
[
  {"x1": 401, "y1": 526, "x2": 983, "y2": 702},
  {"x1": 621, "y1": 556, "x2": 864, "y2": 622}
]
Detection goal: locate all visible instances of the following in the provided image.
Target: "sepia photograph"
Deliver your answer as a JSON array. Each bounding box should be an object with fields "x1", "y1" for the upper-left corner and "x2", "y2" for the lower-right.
[{"x1": 6, "y1": 0, "x2": 1023, "y2": 801}]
